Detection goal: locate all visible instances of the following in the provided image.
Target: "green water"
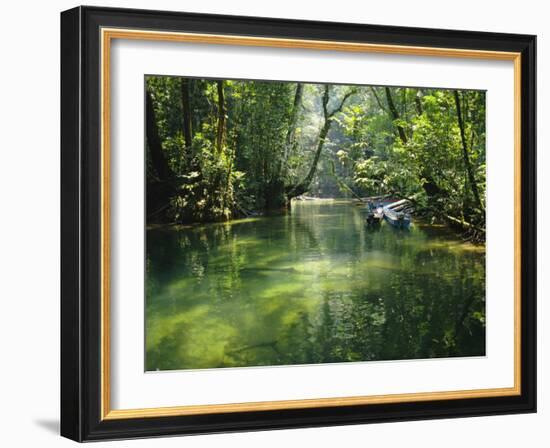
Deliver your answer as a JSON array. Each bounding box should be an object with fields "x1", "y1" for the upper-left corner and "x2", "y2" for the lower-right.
[{"x1": 146, "y1": 199, "x2": 485, "y2": 371}]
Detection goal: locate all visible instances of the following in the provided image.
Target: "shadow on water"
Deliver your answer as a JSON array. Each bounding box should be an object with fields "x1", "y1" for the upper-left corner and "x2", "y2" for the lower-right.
[{"x1": 146, "y1": 200, "x2": 485, "y2": 371}]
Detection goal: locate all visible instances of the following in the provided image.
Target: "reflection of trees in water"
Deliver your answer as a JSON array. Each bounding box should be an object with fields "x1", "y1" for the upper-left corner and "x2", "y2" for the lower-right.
[
  {"x1": 146, "y1": 202, "x2": 485, "y2": 370},
  {"x1": 286, "y1": 203, "x2": 485, "y2": 362},
  {"x1": 147, "y1": 223, "x2": 249, "y2": 305},
  {"x1": 291, "y1": 201, "x2": 368, "y2": 257},
  {"x1": 274, "y1": 260, "x2": 485, "y2": 365}
]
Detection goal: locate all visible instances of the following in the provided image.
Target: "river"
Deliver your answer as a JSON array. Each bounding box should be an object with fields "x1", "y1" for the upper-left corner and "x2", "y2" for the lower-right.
[{"x1": 146, "y1": 199, "x2": 485, "y2": 371}]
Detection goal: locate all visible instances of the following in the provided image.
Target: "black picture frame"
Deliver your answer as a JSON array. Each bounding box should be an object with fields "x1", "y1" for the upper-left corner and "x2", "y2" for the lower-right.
[{"x1": 61, "y1": 5, "x2": 536, "y2": 442}]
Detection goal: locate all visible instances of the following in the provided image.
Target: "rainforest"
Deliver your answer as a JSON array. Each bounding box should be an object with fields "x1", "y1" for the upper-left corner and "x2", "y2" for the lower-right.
[{"x1": 145, "y1": 76, "x2": 486, "y2": 371}]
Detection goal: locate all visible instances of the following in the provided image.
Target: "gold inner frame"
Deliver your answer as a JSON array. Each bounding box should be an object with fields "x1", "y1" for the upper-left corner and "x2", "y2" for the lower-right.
[{"x1": 100, "y1": 28, "x2": 522, "y2": 420}]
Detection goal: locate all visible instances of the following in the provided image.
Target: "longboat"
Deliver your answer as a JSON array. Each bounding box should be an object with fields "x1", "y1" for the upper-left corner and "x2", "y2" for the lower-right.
[
  {"x1": 383, "y1": 204, "x2": 411, "y2": 229},
  {"x1": 365, "y1": 202, "x2": 383, "y2": 226}
]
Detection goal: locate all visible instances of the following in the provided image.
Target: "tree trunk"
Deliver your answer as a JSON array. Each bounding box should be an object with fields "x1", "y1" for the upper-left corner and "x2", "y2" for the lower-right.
[
  {"x1": 264, "y1": 83, "x2": 305, "y2": 210},
  {"x1": 384, "y1": 87, "x2": 443, "y2": 199},
  {"x1": 216, "y1": 80, "x2": 226, "y2": 153},
  {"x1": 180, "y1": 78, "x2": 193, "y2": 150},
  {"x1": 293, "y1": 121, "x2": 331, "y2": 195},
  {"x1": 146, "y1": 90, "x2": 173, "y2": 182},
  {"x1": 288, "y1": 85, "x2": 354, "y2": 198},
  {"x1": 370, "y1": 87, "x2": 389, "y2": 114},
  {"x1": 454, "y1": 91, "x2": 483, "y2": 211},
  {"x1": 145, "y1": 90, "x2": 175, "y2": 219},
  {"x1": 385, "y1": 87, "x2": 408, "y2": 144},
  {"x1": 281, "y1": 83, "x2": 304, "y2": 171},
  {"x1": 414, "y1": 91, "x2": 423, "y2": 115}
]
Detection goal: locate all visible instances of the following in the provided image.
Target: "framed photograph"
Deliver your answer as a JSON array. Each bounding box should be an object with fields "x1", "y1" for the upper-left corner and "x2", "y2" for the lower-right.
[{"x1": 61, "y1": 6, "x2": 536, "y2": 442}]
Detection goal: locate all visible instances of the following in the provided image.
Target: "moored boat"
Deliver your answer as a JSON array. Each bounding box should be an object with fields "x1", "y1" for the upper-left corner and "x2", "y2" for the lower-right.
[
  {"x1": 383, "y1": 204, "x2": 411, "y2": 229},
  {"x1": 365, "y1": 202, "x2": 383, "y2": 226}
]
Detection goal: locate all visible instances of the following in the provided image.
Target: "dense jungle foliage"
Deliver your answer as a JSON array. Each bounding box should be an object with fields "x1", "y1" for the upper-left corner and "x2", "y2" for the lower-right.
[{"x1": 146, "y1": 76, "x2": 486, "y2": 240}]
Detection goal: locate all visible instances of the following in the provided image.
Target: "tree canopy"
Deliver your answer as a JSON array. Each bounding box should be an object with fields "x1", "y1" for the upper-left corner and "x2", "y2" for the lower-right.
[{"x1": 146, "y1": 76, "x2": 486, "y2": 240}]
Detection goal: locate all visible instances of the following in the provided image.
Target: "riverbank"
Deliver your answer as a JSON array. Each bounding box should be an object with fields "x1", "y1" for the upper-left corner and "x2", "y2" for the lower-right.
[{"x1": 148, "y1": 198, "x2": 485, "y2": 246}]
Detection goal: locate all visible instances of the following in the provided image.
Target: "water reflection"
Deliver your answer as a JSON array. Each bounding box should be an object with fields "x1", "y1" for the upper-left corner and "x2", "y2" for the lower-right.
[{"x1": 146, "y1": 200, "x2": 485, "y2": 371}]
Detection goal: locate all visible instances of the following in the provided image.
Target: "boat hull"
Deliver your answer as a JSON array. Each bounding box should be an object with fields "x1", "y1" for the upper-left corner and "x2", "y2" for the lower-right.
[
  {"x1": 383, "y1": 215, "x2": 411, "y2": 229},
  {"x1": 383, "y1": 206, "x2": 411, "y2": 229},
  {"x1": 365, "y1": 212, "x2": 382, "y2": 226}
]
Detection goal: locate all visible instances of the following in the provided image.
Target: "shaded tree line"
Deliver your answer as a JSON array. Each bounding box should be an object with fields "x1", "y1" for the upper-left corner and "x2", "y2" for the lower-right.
[{"x1": 146, "y1": 76, "x2": 486, "y2": 240}]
